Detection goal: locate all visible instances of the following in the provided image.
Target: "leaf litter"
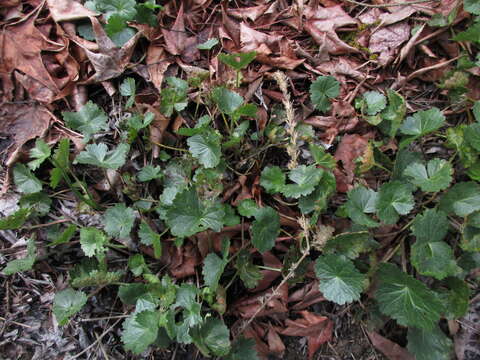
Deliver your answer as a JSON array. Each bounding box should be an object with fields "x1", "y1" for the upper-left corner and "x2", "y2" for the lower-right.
[{"x1": 0, "y1": 0, "x2": 479, "y2": 359}]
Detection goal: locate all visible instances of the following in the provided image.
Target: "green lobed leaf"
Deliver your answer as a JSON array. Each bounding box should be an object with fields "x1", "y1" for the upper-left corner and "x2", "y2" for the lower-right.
[
  {"x1": 298, "y1": 171, "x2": 336, "y2": 215},
  {"x1": 103, "y1": 203, "x2": 135, "y2": 238},
  {"x1": 465, "y1": 123, "x2": 480, "y2": 151},
  {"x1": 160, "y1": 77, "x2": 188, "y2": 117},
  {"x1": 411, "y1": 208, "x2": 449, "y2": 243},
  {"x1": 378, "y1": 90, "x2": 406, "y2": 137},
  {"x1": 282, "y1": 165, "x2": 323, "y2": 198},
  {"x1": 70, "y1": 258, "x2": 122, "y2": 288},
  {"x1": 2, "y1": 238, "x2": 36, "y2": 275},
  {"x1": 473, "y1": 100, "x2": 480, "y2": 122},
  {"x1": 93, "y1": 0, "x2": 137, "y2": 20},
  {"x1": 363, "y1": 91, "x2": 386, "y2": 115},
  {"x1": 0, "y1": 208, "x2": 30, "y2": 230},
  {"x1": 234, "y1": 249, "x2": 263, "y2": 289},
  {"x1": 375, "y1": 263, "x2": 443, "y2": 329},
  {"x1": 225, "y1": 338, "x2": 260, "y2": 360},
  {"x1": 187, "y1": 130, "x2": 222, "y2": 168},
  {"x1": 251, "y1": 207, "x2": 280, "y2": 253},
  {"x1": 53, "y1": 288, "x2": 87, "y2": 326},
  {"x1": 128, "y1": 254, "x2": 149, "y2": 276},
  {"x1": 137, "y1": 165, "x2": 162, "y2": 182},
  {"x1": 237, "y1": 199, "x2": 259, "y2": 218},
  {"x1": 80, "y1": 227, "x2": 107, "y2": 257},
  {"x1": 218, "y1": 52, "x2": 256, "y2": 71},
  {"x1": 309, "y1": 143, "x2": 336, "y2": 169},
  {"x1": 138, "y1": 222, "x2": 162, "y2": 258},
  {"x1": 28, "y1": 139, "x2": 51, "y2": 170},
  {"x1": 404, "y1": 158, "x2": 453, "y2": 192},
  {"x1": 437, "y1": 277, "x2": 471, "y2": 320},
  {"x1": 439, "y1": 182, "x2": 480, "y2": 217},
  {"x1": 344, "y1": 186, "x2": 379, "y2": 227},
  {"x1": 212, "y1": 87, "x2": 244, "y2": 114},
  {"x1": 376, "y1": 181, "x2": 414, "y2": 224},
  {"x1": 165, "y1": 187, "x2": 225, "y2": 237},
  {"x1": 62, "y1": 101, "x2": 108, "y2": 142},
  {"x1": 461, "y1": 225, "x2": 480, "y2": 252},
  {"x1": 121, "y1": 310, "x2": 160, "y2": 354},
  {"x1": 260, "y1": 166, "x2": 286, "y2": 194},
  {"x1": 323, "y1": 230, "x2": 378, "y2": 259},
  {"x1": 13, "y1": 164, "x2": 42, "y2": 194},
  {"x1": 399, "y1": 107, "x2": 445, "y2": 137},
  {"x1": 407, "y1": 325, "x2": 453, "y2": 360},
  {"x1": 192, "y1": 318, "x2": 231, "y2": 356},
  {"x1": 310, "y1": 76, "x2": 340, "y2": 113},
  {"x1": 411, "y1": 240, "x2": 460, "y2": 280},
  {"x1": 202, "y1": 253, "x2": 226, "y2": 291},
  {"x1": 392, "y1": 149, "x2": 423, "y2": 181},
  {"x1": 75, "y1": 143, "x2": 129, "y2": 169},
  {"x1": 49, "y1": 224, "x2": 77, "y2": 246},
  {"x1": 120, "y1": 77, "x2": 136, "y2": 108},
  {"x1": 314, "y1": 254, "x2": 365, "y2": 305}
]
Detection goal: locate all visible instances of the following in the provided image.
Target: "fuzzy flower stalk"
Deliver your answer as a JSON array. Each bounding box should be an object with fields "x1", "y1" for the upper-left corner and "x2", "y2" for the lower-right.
[{"x1": 272, "y1": 71, "x2": 299, "y2": 169}]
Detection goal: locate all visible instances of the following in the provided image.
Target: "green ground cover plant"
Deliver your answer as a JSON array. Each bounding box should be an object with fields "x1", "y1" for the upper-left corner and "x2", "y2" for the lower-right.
[{"x1": 2, "y1": 0, "x2": 480, "y2": 359}]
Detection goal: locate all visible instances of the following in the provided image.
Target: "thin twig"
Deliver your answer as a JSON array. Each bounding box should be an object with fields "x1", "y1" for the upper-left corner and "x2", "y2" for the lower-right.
[
  {"x1": 343, "y1": 0, "x2": 439, "y2": 8},
  {"x1": 70, "y1": 318, "x2": 123, "y2": 359},
  {"x1": 26, "y1": 218, "x2": 70, "y2": 230}
]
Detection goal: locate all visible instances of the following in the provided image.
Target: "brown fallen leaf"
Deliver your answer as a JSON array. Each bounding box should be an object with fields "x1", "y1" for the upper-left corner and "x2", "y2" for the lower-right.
[
  {"x1": 46, "y1": 0, "x2": 97, "y2": 22},
  {"x1": 267, "y1": 327, "x2": 285, "y2": 357},
  {"x1": 231, "y1": 283, "x2": 288, "y2": 319},
  {"x1": 228, "y1": 4, "x2": 271, "y2": 21},
  {"x1": 288, "y1": 280, "x2": 325, "y2": 310},
  {"x1": 334, "y1": 134, "x2": 372, "y2": 192},
  {"x1": 279, "y1": 311, "x2": 333, "y2": 360},
  {"x1": 168, "y1": 241, "x2": 201, "y2": 279},
  {"x1": 369, "y1": 22, "x2": 411, "y2": 66},
  {"x1": 0, "y1": 10, "x2": 63, "y2": 100},
  {"x1": 0, "y1": 103, "x2": 52, "y2": 167},
  {"x1": 304, "y1": 5, "x2": 360, "y2": 55},
  {"x1": 73, "y1": 17, "x2": 142, "y2": 83},
  {"x1": 367, "y1": 331, "x2": 415, "y2": 360}
]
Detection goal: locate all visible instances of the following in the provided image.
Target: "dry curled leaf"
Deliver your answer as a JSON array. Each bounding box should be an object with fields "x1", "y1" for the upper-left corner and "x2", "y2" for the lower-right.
[
  {"x1": 46, "y1": 0, "x2": 97, "y2": 22},
  {"x1": 367, "y1": 331, "x2": 415, "y2": 360}
]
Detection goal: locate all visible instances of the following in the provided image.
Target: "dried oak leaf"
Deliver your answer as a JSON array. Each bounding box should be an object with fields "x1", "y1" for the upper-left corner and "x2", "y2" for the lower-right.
[
  {"x1": 46, "y1": 0, "x2": 97, "y2": 22},
  {"x1": 73, "y1": 17, "x2": 142, "y2": 83},
  {"x1": 228, "y1": 4, "x2": 271, "y2": 21},
  {"x1": 279, "y1": 310, "x2": 333, "y2": 360},
  {"x1": 334, "y1": 134, "x2": 371, "y2": 192},
  {"x1": 231, "y1": 283, "x2": 288, "y2": 319},
  {"x1": 288, "y1": 280, "x2": 325, "y2": 310},
  {"x1": 369, "y1": 22, "x2": 411, "y2": 66},
  {"x1": 0, "y1": 103, "x2": 51, "y2": 185},
  {"x1": 0, "y1": 13, "x2": 63, "y2": 100},
  {"x1": 304, "y1": 5, "x2": 359, "y2": 55},
  {"x1": 367, "y1": 331, "x2": 415, "y2": 360}
]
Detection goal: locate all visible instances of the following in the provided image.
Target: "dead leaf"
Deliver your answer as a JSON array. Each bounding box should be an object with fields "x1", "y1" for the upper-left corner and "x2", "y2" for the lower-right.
[
  {"x1": 288, "y1": 280, "x2": 325, "y2": 310},
  {"x1": 167, "y1": 241, "x2": 201, "y2": 279},
  {"x1": 0, "y1": 103, "x2": 51, "y2": 166},
  {"x1": 334, "y1": 134, "x2": 371, "y2": 192},
  {"x1": 0, "y1": 12, "x2": 63, "y2": 100},
  {"x1": 231, "y1": 283, "x2": 288, "y2": 319},
  {"x1": 138, "y1": 104, "x2": 170, "y2": 159},
  {"x1": 229, "y1": 4, "x2": 270, "y2": 21},
  {"x1": 146, "y1": 45, "x2": 171, "y2": 94},
  {"x1": 74, "y1": 17, "x2": 142, "y2": 83},
  {"x1": 304, "y1": 5, "x2": 359, "y2": 55},
  {"x1": 267, "y1": 327, "x2": 285, "y2": 356},
  {"x1": 46, "y1": 0, "x2": 97, "y2": 22},
  {"x1": 279, "y1": 311, "x2": 333, "y2": 360},
  {"x1": 367, "y1": 331, "x2": 415, "y2": 360},
  {"x1": 369, "y1": 22, "x2": 411, "y2": 66}
]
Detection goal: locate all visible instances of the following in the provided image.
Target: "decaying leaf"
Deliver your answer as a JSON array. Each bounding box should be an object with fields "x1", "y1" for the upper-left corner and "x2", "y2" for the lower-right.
[
  {"x1": 46, "y1": 0, "x2": 97, "y2": 22},
  {"x1": 73, "y1": 17, "x2": 142, "y2": 83},
  {"x1": 0, "y1": 104, "x2": 51, "y2": 167},
  {"x1": 367, "y1": 331, "x2": 415, "y2": 360}
]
